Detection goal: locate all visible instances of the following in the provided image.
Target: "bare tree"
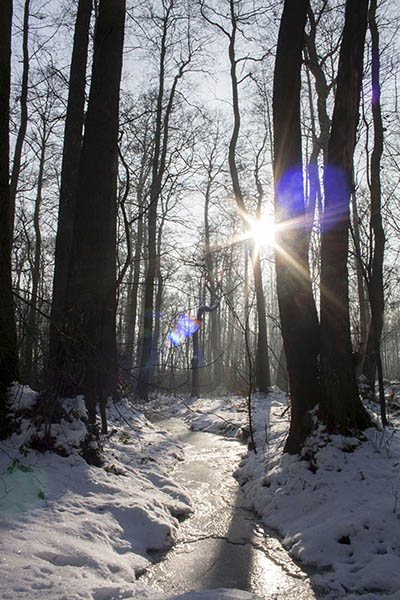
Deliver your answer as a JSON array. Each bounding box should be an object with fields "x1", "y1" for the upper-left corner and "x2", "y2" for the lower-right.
[
  {"x1": 273, "y1": 0, "x2": 320, "y2": 453},
  {"x1": 200, "y1": 0, "x2": 271, "y2": 393},
  {"x1": 9, "y1": 0, "x2": 30, "y2": 235},
  {"x1": 319, "y1": 0, "x2": 371, "y2": 432},
  {"x1": 135, "y1": 1, "x2": 195, "y2": 400},
  {"x1": 362, "y1": 0, "x2": 386, "y2": 424},
  {"x1": 63, "y1": 0, "x2": 126, "y2": 432},
  {"x1": 47, "y1": 0, "x2": 92, "y2": 396},
  {"x1": 0, "y1": 0, "x2": 19, "y2": 436}
]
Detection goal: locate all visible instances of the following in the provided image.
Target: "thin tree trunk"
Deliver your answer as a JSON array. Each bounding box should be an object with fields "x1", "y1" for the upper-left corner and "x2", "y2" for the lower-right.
[
  {"x1": 363, "y1": 0, "x2": 386, "y2": 424},
  {"x1": 23, "y1": 128, "x2": 46, "y2": 385},
  {"x1": 203, "y1": 151, "x2": 222, "y2": 388},
  {"x1": 153, "y1": 222, "x2": 164, "y2": 382},
  {"x1": 124, "y1": 211, "x2": 143, "y2": 374},
  {"x1": 351, "y1": 188, "x2": 369, "y2": 377},
  {"x1": 191, "y1": 300, "x2": 219, "y2": 399},
  {"x1": 135, "y1": 1, "x2": 190, "y2": 400},
  {"x1": 9, "y1": 0, "x2": 30, "y2": 236},
  {"x1": 226, "y1": 0, "x2": 271, "y2": 392}
]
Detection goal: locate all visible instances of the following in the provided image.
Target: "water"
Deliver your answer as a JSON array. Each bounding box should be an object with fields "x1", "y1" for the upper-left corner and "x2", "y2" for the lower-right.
[{"x1": 142, "y1": 417, "x2": 325, "y2": 599}]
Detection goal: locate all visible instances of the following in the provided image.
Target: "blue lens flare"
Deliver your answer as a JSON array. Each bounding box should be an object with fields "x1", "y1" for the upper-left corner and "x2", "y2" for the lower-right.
[
  {"x1": 275, "y1": 165, "x2": 351, "y2": 233},
  {"x1": 275, "y1": 166, "x2": 305, "y2": 222},
  {"x1": 169, "y1": 314, "x2": 201, "y2": 346}
]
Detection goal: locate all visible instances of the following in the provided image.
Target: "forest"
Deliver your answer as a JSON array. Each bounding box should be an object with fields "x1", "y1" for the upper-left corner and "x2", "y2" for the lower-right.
[{"x1": 1, "y1": 0, "x2": 400, "y2": 599}]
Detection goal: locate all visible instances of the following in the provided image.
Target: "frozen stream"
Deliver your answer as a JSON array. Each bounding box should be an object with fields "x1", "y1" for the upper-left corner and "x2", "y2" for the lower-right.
[{"x1": 142, "y1": 417, "x2": 325, "y2": 599}]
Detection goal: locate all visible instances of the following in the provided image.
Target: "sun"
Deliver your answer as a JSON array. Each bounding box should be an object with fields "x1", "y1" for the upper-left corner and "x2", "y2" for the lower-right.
[{"x1": 247, "y1": 213, "x2": 276, "y2": 249}]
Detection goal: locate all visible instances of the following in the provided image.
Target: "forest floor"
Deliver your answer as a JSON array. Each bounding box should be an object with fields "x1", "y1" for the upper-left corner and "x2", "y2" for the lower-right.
[{"x1": 0, "y1": 385, "x2": 400, "y2": 599}]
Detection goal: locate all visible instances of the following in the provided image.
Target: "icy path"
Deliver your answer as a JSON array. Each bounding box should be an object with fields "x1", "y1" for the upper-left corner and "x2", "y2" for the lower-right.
[{"x1": 141, "y1": 417, "x2": 323, "y2": 599}]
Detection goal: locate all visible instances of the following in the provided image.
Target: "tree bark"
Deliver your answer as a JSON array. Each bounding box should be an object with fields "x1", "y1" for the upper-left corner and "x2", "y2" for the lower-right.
[
  {"x1": 47, "y1": 0, "x2": 92, "y2": 396},
  {"x1": 23, "y1": 124, "x2": 46, "y2": 386},
  {"x1": 362, "y1": 0, "x2": 386, "y2": 419},
  {"x1": 66, "y1": 0, "x2": 125, "y2": 427},
  {"x1": 319, "y1": 0, "x2": 371, "y2": 432},
  {"x1": 9, "y1": 0, "x2": 30, "y2": 236},
  {"x1": 273, "y1": 0, "x2": 320, "y2": 454},
  {"x1": 0, "y1": 0, "x2": 19, "y2": 436},
  {"x1": 351, "y1": 188, "x2": 369, "y2": 377}
]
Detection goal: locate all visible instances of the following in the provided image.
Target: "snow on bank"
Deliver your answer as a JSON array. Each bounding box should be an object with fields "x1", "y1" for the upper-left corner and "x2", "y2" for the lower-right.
[
  {"x1": 150, "y1": 392, "x2": 249, "y2": 437},
  {"x1": 0, "y1": 386, "x2": 260, "y2": 600},
  {"x1": 0, "y1": 385, "x2": 189, "y2": 599},
  {"x1": 6, "y1": 382, "x2": 399, "y2": 599},
  {"x1": 165, "y1": 388, "x2": 400, "y2": 598},
  {"x1": 233, "y1": 388, "x2": 400, "y2": 599}
]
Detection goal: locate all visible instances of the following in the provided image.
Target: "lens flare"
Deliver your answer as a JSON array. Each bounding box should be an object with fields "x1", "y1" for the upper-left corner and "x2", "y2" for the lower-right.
[{"x1": 169, "y1": 314, "x2": 201, "y2": 346}]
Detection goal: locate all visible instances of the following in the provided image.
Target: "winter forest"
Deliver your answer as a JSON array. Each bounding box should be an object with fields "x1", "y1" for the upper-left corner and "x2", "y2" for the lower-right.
[{"x1": 2, "y1": 0, "x2": 400, "y2": 599}]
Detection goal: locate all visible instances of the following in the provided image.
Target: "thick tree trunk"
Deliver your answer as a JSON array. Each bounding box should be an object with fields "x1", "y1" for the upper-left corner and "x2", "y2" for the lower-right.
[
  {"x1": 66, "y1": 0, "x2": 125, "y2": 426},
  {"x1": 319, "y1": 0, "x2": 371, "y2": 433},
  {"x1": 48, "y1": 0, "x2": 92, "y2": 395},
  {"x1": 0, "y1": 0, "x2": 19, "y2": 436},
  {"x1": 273, "y1": 0, "x2": 320, "y2": 454}
]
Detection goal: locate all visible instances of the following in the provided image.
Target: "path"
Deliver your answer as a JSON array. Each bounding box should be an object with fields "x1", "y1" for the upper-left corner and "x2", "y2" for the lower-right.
[{"x1": 142, "y1": 417, "x2": 325, "y2": 599}]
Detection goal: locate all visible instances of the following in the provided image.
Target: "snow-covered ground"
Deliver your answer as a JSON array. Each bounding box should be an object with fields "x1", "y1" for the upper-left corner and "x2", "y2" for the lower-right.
[
  {"x1": 238, "y1": 388, "x2": 400, "y2": 599},
  {"x1": 0, "y1": 386, "x2": 258, "y2": 600},
  {"x1": 1, "y1": 384, "x2": 400, "y2": 599},
  {"x1": 180, "y1": 388, "x2": 400, "y2": 599}
]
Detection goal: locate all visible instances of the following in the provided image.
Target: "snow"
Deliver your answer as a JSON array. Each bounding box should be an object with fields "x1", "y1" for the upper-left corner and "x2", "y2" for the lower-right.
[
  {"x1": 165, "y1": 389, "x2": 400, "y2": 598},
  {"x1": 1, "y1": 384, "x2": 400, "y2": 599},
  {"x1": 235, "y1": 389, "x2": 400, "y2": 598}
]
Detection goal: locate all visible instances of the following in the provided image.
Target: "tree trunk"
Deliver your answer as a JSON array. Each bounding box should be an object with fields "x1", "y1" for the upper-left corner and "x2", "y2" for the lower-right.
[
  {"x1": 273, "y1": 0, "x2": 320, "y2": 454},
  {"x1": 135, "y1": 1, "x2": 189, "y2": 400},
  {"x1": 226, "y1": 0, "x2": 271, "y2": 392},
  {"x1": 65, "y1": 0, "x2": 125, "y2": 427},
  {"x1": 23, "y1": 127, "x2": 46, "y2": 386},
  {"x1": 124, "y1": 211, "x2": 143, "y2": 375},
  {"x1": 152, "y1": 222, "x2": 164, "y2": 383},
  {"x1": 362, "y1": 0, "x2": 386, "y2": 425},
  {"x1": 9, "y1": 0, "x2": 30, "y2": 236},
  {"x1": 351, "y1": 188, "x2": 369, "y2": 377},
  {"x1": 0, "y1": 0, "x2": 19, "y2": 437},
  {"x1": 250, "y1": 242, "x2": 270, "y2": 391},
  {"x1": 203, "y1": 153, "x2": 222, "y2": 388},
  {"x1": 47, "y1": 0, "x2": 92, "y2": 396},
  {"x1": 319, "y1": 0, "x2": 371, "y2": 433},
  {"x1": 191, "y1": 301, "x2": 219, "y2": 399}
]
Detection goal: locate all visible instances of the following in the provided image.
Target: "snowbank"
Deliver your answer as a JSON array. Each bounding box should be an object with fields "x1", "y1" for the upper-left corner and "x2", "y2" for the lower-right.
[
  {"x1": 236, "y1": 388, "x2": 400, "y2": 598},
  {"x1": 0, "y1": 386, "x2": 193, "y2": 599}
]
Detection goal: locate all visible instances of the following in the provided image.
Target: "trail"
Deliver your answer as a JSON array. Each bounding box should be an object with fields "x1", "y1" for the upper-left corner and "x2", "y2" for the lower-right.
[{"x1": 141, "y1": 417, "x2": 325, "y2": 599}]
